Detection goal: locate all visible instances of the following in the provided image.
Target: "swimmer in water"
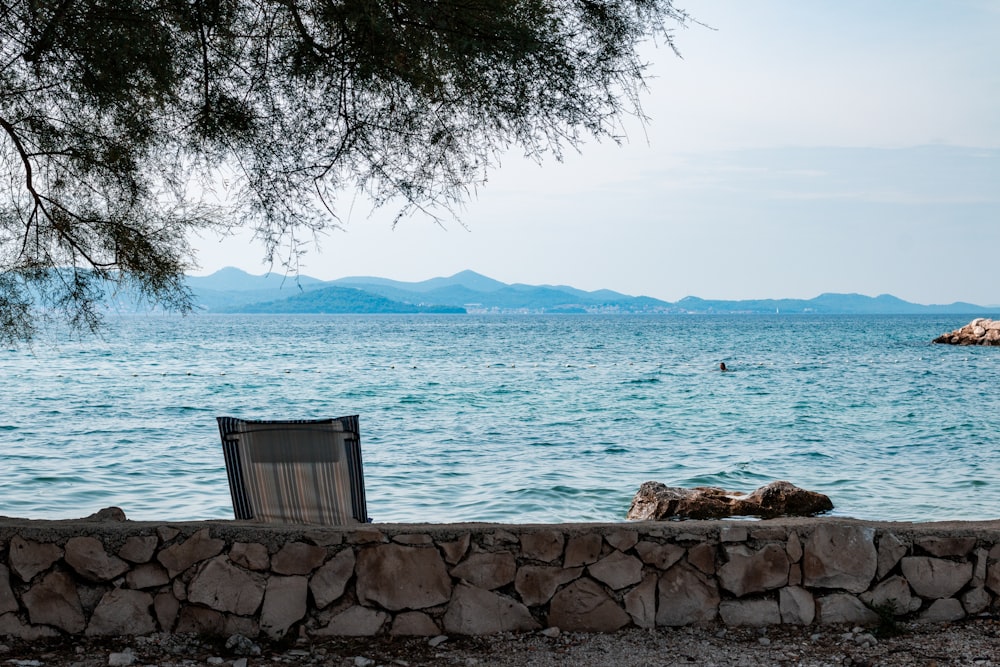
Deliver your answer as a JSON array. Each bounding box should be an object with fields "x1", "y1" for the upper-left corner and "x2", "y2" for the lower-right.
[{"x1": 719, "y1": 362, "x2": 728, "y2": 371}]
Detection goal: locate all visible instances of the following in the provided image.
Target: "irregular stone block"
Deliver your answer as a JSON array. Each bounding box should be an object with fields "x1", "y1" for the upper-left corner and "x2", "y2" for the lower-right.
[
  {"x1": 154, "y1": 592, "x2": 180, "y2": 632},
  {"x1": 605, "y1": 529, "x2": 639, "y2": 552},
  {"x1": 187, "y1": 556, "x2": 265, "y2": 615},
  {"x1": 816, "y1": 594, "x2": 878, "y2": 625},
  {"x1": 916, "y1": 537, "x2": 976, "y2": 558},
  {"x1": 718, "y1": 544, "x2": 789, "y2": 597},
  {"x1": 988, "y1": 561, "x2": 1000, "y2": 596},
  {"x1": 962, "y1": 587, "x2": 991, "y2": 615},
  {"x1": 519, "y1": 530, "x2": 564, "y2": 563},
  {"x1": 565, "y1": 533, "x2": 603, "y2": 567},
  {"x1": 919, "y1": 598, "x2": 965, "y2": 623},
  {"x1": 175, "y1": 606, "x2": 225, "y2": 635},
  {"x1": 588, "y1": 551, "x2": 643, "y2": 590},
  {"x1": 86, "y1": 589, "x2": 156, "y2": 636},
  {"x1": 126, "y1": 562, "x2": 170, "y2": 590},
  {"x1": 443, "y1": 582, "x2": 539, "y2": 634},
  {"x1": 356, "y1": 543, "x2": 451, "y2": 611},
  {"x1": 860, "y1": 575, "x2": 921, "y2": 615},
  {"x1": 515, "y1": 565, "x2": 582, "y2": 607},
  {"x1": 229, "y1": 542, "x2": 269, "y2": 571},
  {"x1": 0, "y1": 565, "x2": 17, "y2": 614},
  {"x1": 900, "y1": 557, "x2": 973, "y2": 599},
  {"x1": 780, "y1": 586, "x2": 815, "y2": 625},
  {"x1": 315, "y1": 606, "x2": 389, "y2": 636},
  {"x1": 8, "y1": 536, "x2": 62, "y2": 582},
  {"x1": 803, "y1": 524, "x2": 877, "y2": 593},
  {"x1": 720, "y1": 599, "x2": 780, "y2": 626},
  {"x1": 437, "y1": 533, "x2": 471, "y2": 565},
  {"x1": 788, "y1": 563, "x2": 802, "y2": 586},
  {"x1": 22, "y1": 570, "x2": 85, "y2": 633},
  {"x1": 547, "y1": 578, "x2": 630, "y2": 633},
  {"x1": 390, "y1": 611, "x2": 440, "y2": 636},
  {"x1": 973, "y1": 548, "x2": 988, "y2": 587},
  {"x1": 260, "y1": 576, "x2": 308, "y2": 640},
  {"x1": 65, "y1": 536, "x2": 130, "y2": 582},
  {"x1": 302, "y1": 529, "x2": 343, "y2": 547},
  {"x1": 877, "y1": 532, "x2": 908, "y2": 580},
  {"x1": 450, "y1": 552, "x2": 516, "y2": 590},
  {"x1": 687, "y1": 543, "x2": 716, "y2": 575},
  {"x1": 0, "y1": 612, "x2": 60, "y2": 640},
  {"x1": 624, "y1": 573, "x2": 657, "y2": 629},
  {"x1": 271, "y1": 542, "x2": 327, "y2": 576},
  {"x1": 656, "y1": 563, "x2": 719, "y2": 626},
  {"x1": 157, "y1": 529, "x2": 224, "y2": 578},
  {"x1": 118, "y1": 535, "x2": 158, "y2": 564},
  {"x1": 156, "y1": 526, "x2": 180, "y2": 543},
  {"x1": 786, "y1": 532, "x2": 803, "y2": 563},
  {"x1": 310, "y1": 548, "x2": 356, "y2": 609},
  {"x1": 634, "y1": 541, "x2": 684, "y2": 571}
]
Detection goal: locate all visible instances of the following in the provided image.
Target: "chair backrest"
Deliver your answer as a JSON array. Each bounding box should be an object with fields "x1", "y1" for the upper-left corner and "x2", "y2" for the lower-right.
[{"x1": 217, "y1": 416, "x2": 368, "y2": 524}]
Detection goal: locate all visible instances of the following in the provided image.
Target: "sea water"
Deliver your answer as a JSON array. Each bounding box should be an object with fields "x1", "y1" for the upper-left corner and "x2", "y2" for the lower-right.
[{"x1": 2, "y1": 313, "x2": 998, "y2": 524}]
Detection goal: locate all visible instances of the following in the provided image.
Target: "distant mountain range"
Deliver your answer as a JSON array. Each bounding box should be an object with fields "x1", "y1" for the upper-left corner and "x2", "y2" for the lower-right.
[{"x1": 181, "y1": 267, "x2": 995, "y2": 315}]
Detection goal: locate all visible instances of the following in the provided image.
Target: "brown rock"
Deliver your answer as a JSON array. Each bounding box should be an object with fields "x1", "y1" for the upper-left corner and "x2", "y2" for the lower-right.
[
  {"x1": 718, "y1": 544, "x2": 789, "y2": 597},
  {"x1": 515, "y1": 565, "x2": 583, "y2": 606},
  {"x1": 900, "y1": 556, "x2": 973, "y2": 599},
  {"x1": 86, "y1": 589, "x2": 156, "y2": 636},
  {"x1": 64, "y1": 536, "x2": 130, "y2": 582},
  {"x1": 118, "y1": 535, "x2": 159, "y2": 564},
  {"x1": 157, "y1": 528, "x2": 224, "y2": 578},
  {"x1": 687, "y1": 543, "x2": 717, "y2": 575},
  {"x1": 564, "y1": 533, "x2": 603, "y2": 567},
  {"x1": 933, "y1": 318, "x2": 1000, "y2": 346},
  {"x1": 81, "y1": 507, "x2": 126, "y2": 521},
  {"x1": 547, "y1": 578, "x2": 631, "y2": 632},
  {"x1": 627, "y1": 481, "x2": 832, "y2": 520},
  {"x1": 125, "y1": 562, "x2": 170, "y2": 590},
  {"x1": 271, "y1": 542, "x2": 327, "y2": 575},
  {"x1": 624, "y1": 572, "x2": 657, "y2": 629},
  {"x1": 605, "y1": 529, "x2": 639, "y2": 552},
  {"x1": 314, "y1": 606, "x2": 389, "y2": 636},
  {"x1": 186, "y1": 556, "x2": 265, "y2": 615},
  {"x1": 450, "y1": 552, "x2": 516, "y2": 590},
  {"x1": 779, "y1": 586, "x2": 815, "y2": 625},
  {"x1": 437, "y1": 533, "x2": 471, "y2": 565},
  {"x1": 634, "y1": 541, "x2": 684, "y2": 571},
  {"x1": 356, "y1": 543, "x2": 452, "y2": 611},
  {"x1": 442, "y1": 582, "x2": 539, "y2": 634},
  {"x1": 656, "y1": 562, "x2": 720, "y2": 626},
  {"x1": 588, "y1": 551, "x2": 644, "y2": 590},
  {"x1": 720, "y1": 599, "x2": 780, "y2": 626},
  {"x1": 22, "y1": 570, "x2": 85, "y2": 633},
  {"x1": 816, "y1": 593, "x2": 879, "y2": 625},
  {"x1": 260, "y1": 576, "x2": 308, "y2": 640},
  {"x1": 861, "y1": 575, "x2": 921, "y2": 615},
  {"x1": 0, "y1": 612, "x2": 60, "y2": 640},
  {"x1": 0, "y1": 565, "x2": 18, "y2": 615},
  {"x1": 916, "y1": 536, "x2": 977, "y2": 558},
  {"x1": 229, "y1": 542, "x2": 270, "y2": 571},
  {"x1": 803, "y1": 524, "x2": 877, "y2": 593},
  {"x1": 8, "y1": 536, "x2": 63, "y2": 582},
  {"x1": 154, "y1": 592, "x2": 180, "y2": 632},
  {"x1": 877, "y1": 532, "x2": 908, "y2": 579},
  {"x1": 310, "y1": 548, "x2": 356, "y2": 609},
  {"x1": 390, "y1": 611, "x2": 440, "y2": 636},
  {"x1": 519, "y1": 530, "x2": 564, "y2": 562}
]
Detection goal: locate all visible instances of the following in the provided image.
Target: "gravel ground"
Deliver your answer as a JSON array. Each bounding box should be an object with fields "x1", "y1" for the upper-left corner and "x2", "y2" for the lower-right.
[{"x1": 1, "y1": 619, "x2": 998, "y2": 667}]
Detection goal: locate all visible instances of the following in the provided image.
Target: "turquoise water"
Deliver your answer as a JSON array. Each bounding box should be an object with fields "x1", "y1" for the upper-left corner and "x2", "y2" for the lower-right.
[{"x1": 2, "y1": 314, "x2": 998, "y2": 524}]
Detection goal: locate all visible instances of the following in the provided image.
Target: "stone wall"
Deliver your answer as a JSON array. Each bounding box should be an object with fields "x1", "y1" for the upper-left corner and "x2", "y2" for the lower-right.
[{"x1": 1, "y1": 517, "x2": 998, "y2": 640}]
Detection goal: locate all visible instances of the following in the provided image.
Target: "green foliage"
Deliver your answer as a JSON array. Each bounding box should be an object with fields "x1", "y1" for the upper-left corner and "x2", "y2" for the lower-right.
[{"x1": 1, "y1": 0, "x2": 691, "y2": 343}]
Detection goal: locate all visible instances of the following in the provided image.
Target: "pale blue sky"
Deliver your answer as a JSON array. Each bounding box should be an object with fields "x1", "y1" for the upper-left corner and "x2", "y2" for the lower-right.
[{"x1": 192, "y1": 0, "x2": 1000, "y2": 306}]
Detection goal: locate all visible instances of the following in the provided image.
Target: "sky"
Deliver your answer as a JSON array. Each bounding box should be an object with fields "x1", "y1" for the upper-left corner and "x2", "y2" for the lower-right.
[{"x1": 191, "y1": 0, "x2": 1000, "y2": 306}]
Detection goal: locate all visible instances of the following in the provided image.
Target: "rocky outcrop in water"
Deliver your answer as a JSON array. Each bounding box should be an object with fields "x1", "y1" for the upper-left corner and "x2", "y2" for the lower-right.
[
  {"x1": 626, "y1": 480, "x2": 834, "y2": 521},
  {"x1": 933, "y1": 318, "x2": 1000, "y2": 346}
]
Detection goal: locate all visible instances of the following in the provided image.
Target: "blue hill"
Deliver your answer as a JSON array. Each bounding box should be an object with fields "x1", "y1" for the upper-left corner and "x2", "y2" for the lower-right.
[{"x1": 185, "y1": 268, "x2": 995, "y2": 315}]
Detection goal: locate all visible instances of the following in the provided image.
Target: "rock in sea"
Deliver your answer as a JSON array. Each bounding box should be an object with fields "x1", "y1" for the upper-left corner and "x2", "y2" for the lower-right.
[
  {"x1": 626, "y1": 480, "x2": 833, "y2": 521},
  {"x1": 933, "y1": 318, "x2": 1000, "y2": 346}
]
